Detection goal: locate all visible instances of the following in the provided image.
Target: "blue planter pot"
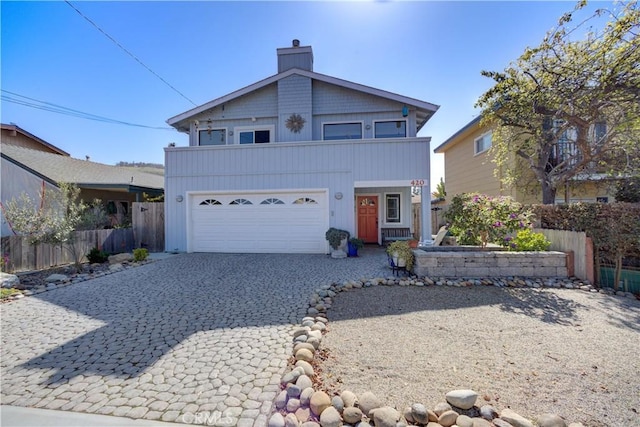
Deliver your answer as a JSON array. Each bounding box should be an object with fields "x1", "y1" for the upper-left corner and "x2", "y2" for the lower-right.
[{"x1": 347, "y1": 242, "x2": 358, "y2": 257}]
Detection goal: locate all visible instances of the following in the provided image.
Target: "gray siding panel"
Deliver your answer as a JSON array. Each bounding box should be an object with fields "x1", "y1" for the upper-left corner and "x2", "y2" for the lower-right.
[
  {"x1": 165, "y1": 138, "x2": 429, "y2": 251},
  {"x1": 278, "y1": 75, "x2": 313, "y2": 142}
]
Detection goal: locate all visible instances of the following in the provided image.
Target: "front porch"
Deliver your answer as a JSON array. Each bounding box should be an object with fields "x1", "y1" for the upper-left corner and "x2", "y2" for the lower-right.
[{"x1": 353, "y1": 182, "x2": 431, "y2": 246}]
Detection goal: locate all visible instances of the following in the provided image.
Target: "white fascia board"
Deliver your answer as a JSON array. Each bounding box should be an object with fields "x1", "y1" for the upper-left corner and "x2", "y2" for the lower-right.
[{"x1": 354, "y1": 180, "x2": 428, "y2": 188}]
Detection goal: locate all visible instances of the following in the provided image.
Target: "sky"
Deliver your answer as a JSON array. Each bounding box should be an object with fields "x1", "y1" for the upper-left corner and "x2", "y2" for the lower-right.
[{"x1": 1, "y1": 0, "x2": 613, "y2": 188}]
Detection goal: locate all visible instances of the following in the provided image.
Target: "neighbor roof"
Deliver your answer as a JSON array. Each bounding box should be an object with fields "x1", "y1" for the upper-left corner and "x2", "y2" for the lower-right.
[
  {"x1": 1, "y1": 144, "x2": 164, "y2": 192},
  {"x1": 1, "y1": 123, "x2": 70, "y2": 156},
  {"x1": 433, "y1": 115, "x2": 483, "y2": 154},
  {"x1": 167, "y1": 68, "x2": 439, "y2": 133}
]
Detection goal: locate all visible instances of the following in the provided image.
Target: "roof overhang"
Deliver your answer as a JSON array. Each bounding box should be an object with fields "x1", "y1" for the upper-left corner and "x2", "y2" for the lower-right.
[
  {"x1": 434, "y1": 115, "x2": 483, "y2": 154},
  {"x1": 1, "y1": 123, "x2": 70, "y2": 156}
]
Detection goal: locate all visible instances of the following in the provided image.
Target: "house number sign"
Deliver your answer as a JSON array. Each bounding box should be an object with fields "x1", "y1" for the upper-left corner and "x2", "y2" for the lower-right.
[{"x1": 411, "y1": 179, "x2": 426, "y2": 186}]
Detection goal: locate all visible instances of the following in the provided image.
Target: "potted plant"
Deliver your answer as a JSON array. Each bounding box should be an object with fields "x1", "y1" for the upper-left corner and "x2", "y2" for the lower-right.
[
  {"x1": 325, "y1": 228, "x2": 350, "y2": 259},
  {"x1": 347, "y1": 237, "x2": 365, "y2": 257},
  {"x1": 386, "y1": 240, "x2": 415, "y2": 270}
]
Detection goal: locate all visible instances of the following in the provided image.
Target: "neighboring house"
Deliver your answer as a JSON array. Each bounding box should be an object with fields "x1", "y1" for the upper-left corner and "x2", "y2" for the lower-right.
[
  {"x1": 434, "y1": 116, "x2": 617, "y2": 205},
  {"x1": 1, "y1": 128, "x2": 164, "y2": 237},
  {"x1": 165, "y1": 40, "x2": 439, "y2": 253}
]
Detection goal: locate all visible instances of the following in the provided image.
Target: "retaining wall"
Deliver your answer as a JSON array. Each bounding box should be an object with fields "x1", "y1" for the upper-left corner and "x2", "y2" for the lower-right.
[{"x1": 413, "y1": 250, "x2": 568, "y2": 278}]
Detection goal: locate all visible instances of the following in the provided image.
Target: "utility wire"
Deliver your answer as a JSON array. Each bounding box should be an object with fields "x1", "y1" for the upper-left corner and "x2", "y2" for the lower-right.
[
  {"x1": 64, "y1": 0, "x2": 197, "y2": 107},
  {"x1": 1, "y1": 89, "x2": 175, "y2": 131}
]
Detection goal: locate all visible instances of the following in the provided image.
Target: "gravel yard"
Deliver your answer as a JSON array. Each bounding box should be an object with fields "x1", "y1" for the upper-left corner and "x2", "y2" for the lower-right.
[{"x1": 317, "y1": 285, "x2": 640, "y2": 427}]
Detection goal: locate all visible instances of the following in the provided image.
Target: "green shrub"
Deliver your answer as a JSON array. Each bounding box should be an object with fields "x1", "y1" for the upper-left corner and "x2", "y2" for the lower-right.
[
  {"x1": 506, "y1": 229, "x2": 551, "y2": 251},
  {"x1": 133, "y1": 248, "x2": 149, "y2": 262},
  {"x1": 349, "y1": 237, "x2": 365, "y2": 249},
  {"x1": 86, "y1": 247, "x2": 109, "y2": 263}
]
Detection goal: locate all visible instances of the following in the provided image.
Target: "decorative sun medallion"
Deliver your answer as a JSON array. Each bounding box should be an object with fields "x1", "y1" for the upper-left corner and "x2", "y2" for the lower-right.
[{"x1": 285, "y1": 113, "x2": 306, "y2": 133}]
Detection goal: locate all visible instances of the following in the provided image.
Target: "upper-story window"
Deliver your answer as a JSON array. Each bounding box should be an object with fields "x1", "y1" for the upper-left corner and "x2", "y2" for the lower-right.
[
  {"x1": 374, "y1": 120, "x2": 407, "y2": 138},
  {"x1": 199, "y1": 129, "x2": 226, "y2": 146},
  {"x1": 235, "y1": 126, "x2": 274, "y2": 145},
  {"x1": 474, "y1": 131, "x2": 492, "y2": 155},
  {"x1": 323, "y1": 122, "x2": 362, "y2": 140},
  {"x1": 240, "y1": 130, "x2": 270, "y2": 144}
]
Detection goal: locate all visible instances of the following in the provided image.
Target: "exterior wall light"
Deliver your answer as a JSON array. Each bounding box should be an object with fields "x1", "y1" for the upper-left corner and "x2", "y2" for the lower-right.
[
  {"x1": 335, "y1": 192, "x2": 343, "y2": 200},
  {"x1": 176, "y1": 195, "x2": 184, "y2": 202}
]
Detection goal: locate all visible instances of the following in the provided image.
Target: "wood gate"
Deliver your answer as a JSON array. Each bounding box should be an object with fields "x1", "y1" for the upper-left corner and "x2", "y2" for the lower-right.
[{"x1": 132, "y1": 202, "x2": 164, "y2": 252}]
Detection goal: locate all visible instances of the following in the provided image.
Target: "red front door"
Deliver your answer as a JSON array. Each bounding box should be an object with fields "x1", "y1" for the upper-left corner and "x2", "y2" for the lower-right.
[{"x1": 357, "y1": 196, "x2": 378, "y2": 243}]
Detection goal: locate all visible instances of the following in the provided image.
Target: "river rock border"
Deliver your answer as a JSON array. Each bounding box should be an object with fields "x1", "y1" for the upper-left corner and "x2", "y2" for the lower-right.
[
  {"x1": 1, "y1": 259, "x2": 155, "y2": 302},
  {"x1": 270, "y1": 275, "x2": 637, "y2": 427}
]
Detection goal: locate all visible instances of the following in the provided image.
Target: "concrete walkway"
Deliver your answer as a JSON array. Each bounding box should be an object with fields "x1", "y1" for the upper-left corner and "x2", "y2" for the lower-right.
[{"x1": 1, "y1": 249, "x2": 390, "y2": 426}]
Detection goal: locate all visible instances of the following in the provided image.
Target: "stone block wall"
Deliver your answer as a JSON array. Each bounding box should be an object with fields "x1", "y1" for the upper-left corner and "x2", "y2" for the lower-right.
[{"x1": 413, "y1": 250, "x2": 568, "y2": 278}]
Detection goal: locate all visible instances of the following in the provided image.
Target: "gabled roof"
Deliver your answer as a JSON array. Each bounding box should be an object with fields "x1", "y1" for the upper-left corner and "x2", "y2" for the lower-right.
[
  {"x1": 167, "y1": 68, "x2": 439, "y2": 133},
  {"x1": 1, "y1": 123, "x2": 70, "y2": 156},
  {"x1": 1, "y1": 144, "x2": 164, "y2": 192},
  {"x1": 433, "y1": 115, "x2": 484, "y2": 153}
]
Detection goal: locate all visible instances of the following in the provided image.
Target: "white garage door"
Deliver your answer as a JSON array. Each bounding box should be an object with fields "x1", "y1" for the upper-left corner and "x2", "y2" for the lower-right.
[{"x1": 189, "y1": 190, "x2": 329, "y2": 253}]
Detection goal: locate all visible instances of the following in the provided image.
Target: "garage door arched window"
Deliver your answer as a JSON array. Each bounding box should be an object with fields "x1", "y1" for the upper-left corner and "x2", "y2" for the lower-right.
[
  {"x1": 260, "y1": 198, "x2": 285, "y2": 205},
  {"x1": 293, "y1": 197, "x2": 318, "y2": 205},
  {"x1": 230, "y1": 198, "x2": 252, "y2": 205},
  {"x1": 199, "y1": 199, "x2": 222, "y2": 206}
]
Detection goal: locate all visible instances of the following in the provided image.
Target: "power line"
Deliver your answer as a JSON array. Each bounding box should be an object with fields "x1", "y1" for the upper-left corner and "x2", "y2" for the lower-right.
[
  {"x1": 64, "y1": 0, "x2": 197, "y2": 107},
  {"x1": 1, "y1": 89, "x2": 176, "y2": 131}
]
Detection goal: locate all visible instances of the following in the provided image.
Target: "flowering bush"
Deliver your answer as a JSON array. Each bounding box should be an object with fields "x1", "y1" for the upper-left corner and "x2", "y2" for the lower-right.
[{"x1": 445, "y1": 193, "x2": 533, "y2": 247}]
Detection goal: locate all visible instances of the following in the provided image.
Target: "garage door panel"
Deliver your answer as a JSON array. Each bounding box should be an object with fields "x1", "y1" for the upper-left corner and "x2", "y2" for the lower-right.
[{"x1": 190, "y1": 191, "x2": 328, "y2": 253}]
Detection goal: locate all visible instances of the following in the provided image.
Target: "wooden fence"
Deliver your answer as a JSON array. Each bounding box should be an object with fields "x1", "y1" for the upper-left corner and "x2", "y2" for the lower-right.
[
  {"x1": 412, "y1": 203, "x2": 450, "y2": 239},
  {"x1": 1, "y1": 228, "x2": 135, "y2": 273},
  {"x1": 534, "y1": 228, "x2": 593, "y2": 282},
  {"x1": 132, "y1": 202, "x2": 164, "y2": 253}
]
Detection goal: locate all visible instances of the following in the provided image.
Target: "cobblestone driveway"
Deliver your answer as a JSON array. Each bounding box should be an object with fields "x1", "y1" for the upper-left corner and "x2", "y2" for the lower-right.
[{"x1": 1, "y1": 250, "x2": 389, "y2": 426}]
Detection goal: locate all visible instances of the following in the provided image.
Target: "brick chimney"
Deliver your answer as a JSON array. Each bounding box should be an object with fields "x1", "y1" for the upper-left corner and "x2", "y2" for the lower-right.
[{"x1": 277, "y1": 39, "x2": 313, "y2": 73}]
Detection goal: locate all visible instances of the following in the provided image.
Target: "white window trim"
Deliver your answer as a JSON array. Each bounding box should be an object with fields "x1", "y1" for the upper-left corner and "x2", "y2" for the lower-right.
[
  {"x1": 233, "y1": 125, "x2": 275, "y2": 145},
  {"x1": 474, "y1": 130, "x2": 492, "y2": 155},
  {"x1": 198, "y1": 127, "x2": 228, "y2": 146},
  {"x1": 372, "y1": 119, "x2": 408, "y2": 139},
  {"x1": 383, "y1": 192, "x2": 402, "y2": 225},
  {"x1": 321, "y1": 120, "x2": 364, "y2": 140}
]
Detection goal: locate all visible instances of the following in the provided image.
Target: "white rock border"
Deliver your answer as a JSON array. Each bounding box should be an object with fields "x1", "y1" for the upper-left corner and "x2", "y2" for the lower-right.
[{"x1": 270, "y1": 275, "x2": 634, "y2": 427}]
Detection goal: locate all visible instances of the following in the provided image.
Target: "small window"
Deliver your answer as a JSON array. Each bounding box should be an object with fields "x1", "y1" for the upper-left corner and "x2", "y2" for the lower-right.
[
  {"x1": 385, "y1": 194, "x2": 400, "y2": 223},
  {"x1": 293, "y1": 197, "x2": 318, "y2": 205},
  {"x1": 474, "y1": 131, "x2": 492, "y2": 154},
  {"x1": 375, "y1": 121, "x2": 407, "y2": 138},
  {"x1": 230, "y1": 198, "x2": 252, "y2": 205},
  {"x1": 323, "y1": 123, "x2": 362, "y2": 140},
  {"x1": 260, "y1": 198, "x2": 285, "y2": 205},
  {"x1": 239, "y1": 129, "x2": 271, "y2": 144},
  {"x1": 199, "y1": 129, "x2": 226, "y2": 146},
  {"x1": 199, "y1": 199, "x2": 222, "y2": 206}
]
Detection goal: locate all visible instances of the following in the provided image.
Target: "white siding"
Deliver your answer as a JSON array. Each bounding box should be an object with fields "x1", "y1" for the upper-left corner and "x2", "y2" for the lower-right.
[{"x1": 164, "y1": 138, "x2": 430, "y2": 251}]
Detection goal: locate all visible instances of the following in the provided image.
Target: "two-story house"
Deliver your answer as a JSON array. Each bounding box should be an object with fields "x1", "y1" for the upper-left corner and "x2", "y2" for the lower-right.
[
  {"x1": 434, "y1": 116, "x2": 618, "y2": 205},
  {"x1": 164, "y1": 41, "x2": 439, "y2": 253}
]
